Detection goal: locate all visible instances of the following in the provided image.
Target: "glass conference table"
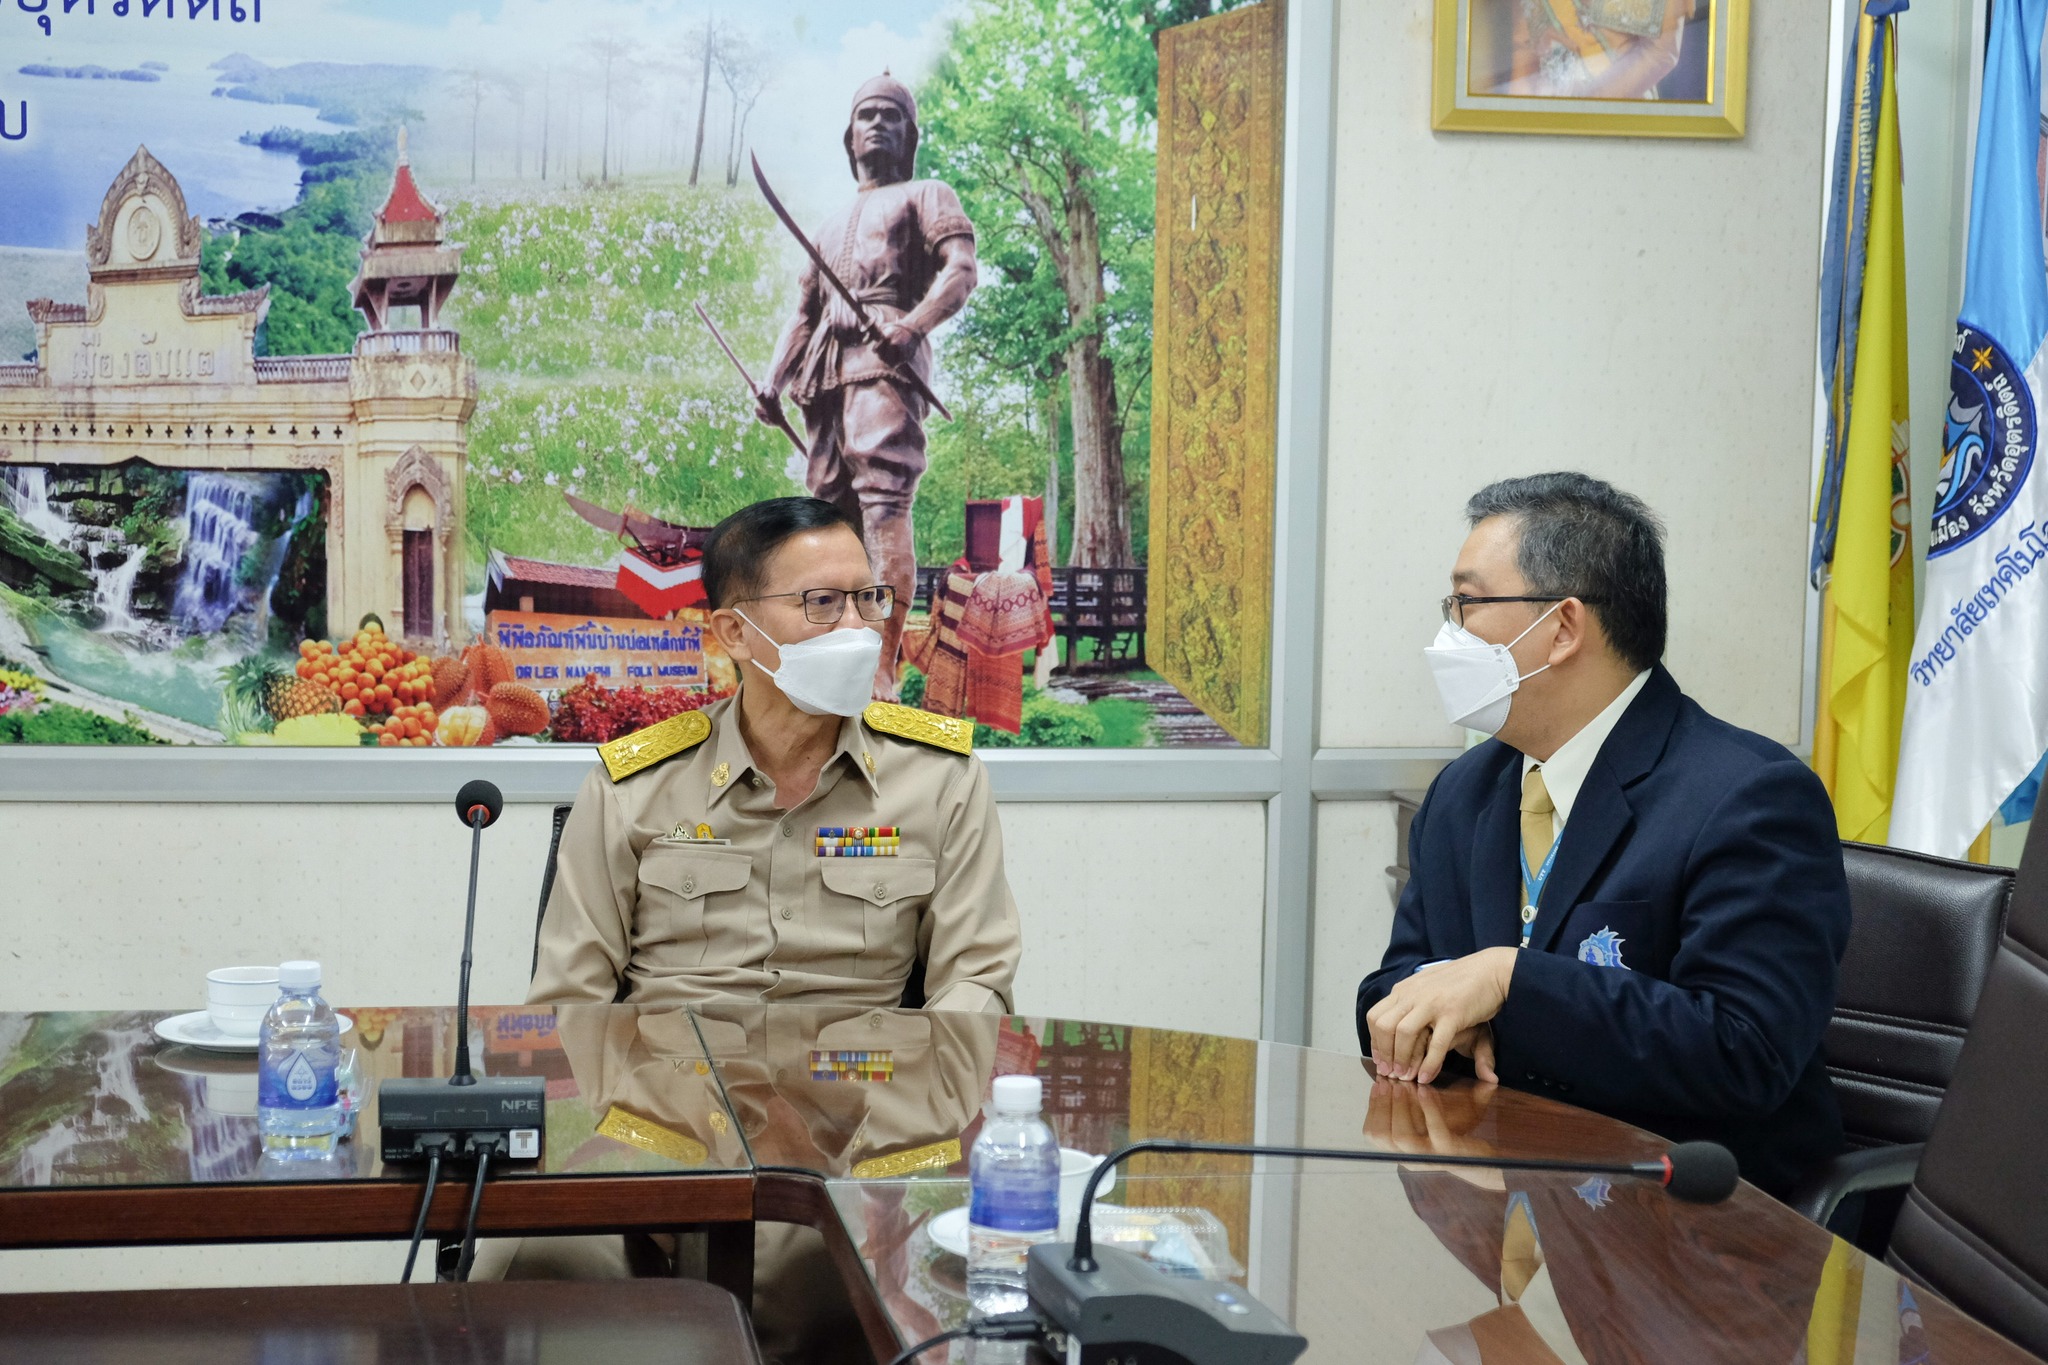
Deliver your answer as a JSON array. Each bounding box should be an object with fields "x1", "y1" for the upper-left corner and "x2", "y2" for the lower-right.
[{"x1": 0, "y1": 1003, "x2": 2038, "y2": 1364}]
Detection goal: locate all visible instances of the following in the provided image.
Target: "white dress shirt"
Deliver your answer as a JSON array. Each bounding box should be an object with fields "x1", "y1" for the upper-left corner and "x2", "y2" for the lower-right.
[{"x1": 1522, "y1": 669, "x2": 1653, "y2": 835}]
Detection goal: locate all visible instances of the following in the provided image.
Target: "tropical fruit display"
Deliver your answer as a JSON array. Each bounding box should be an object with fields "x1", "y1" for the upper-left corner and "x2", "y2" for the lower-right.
[
  {"x1": 485, "y1": 681, "x2": 549, "y2": 737},
  {"x1": 233, "y1": 617, "x2": 734, "y2": 746},
  {"x1": 436, "y1": 704, "x2": 494, "y2": 747},
  {"x1": 409, "y1": 641, "x2": 547, "y2": 745},
  {"x1": 549, "y1": 677, "x2": 722, "y2": 744},
  {"x1": 236, "y1": 714, "x2": 366, "y2": 746},
  {"x1": 295, "y1": 619, "x2": 434, "y2": 720},
  {"x1": 220, "y1": 656, "x2": 342, "y2": 726},
  {"x1": 364, "y1": 703, "x2": 438, "y2": 747}
]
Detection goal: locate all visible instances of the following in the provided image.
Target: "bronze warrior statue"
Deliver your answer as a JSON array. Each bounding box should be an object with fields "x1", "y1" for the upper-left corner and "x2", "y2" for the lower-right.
[{"x1": 752, "y1": 73, "x2": 979, "y2": 700}]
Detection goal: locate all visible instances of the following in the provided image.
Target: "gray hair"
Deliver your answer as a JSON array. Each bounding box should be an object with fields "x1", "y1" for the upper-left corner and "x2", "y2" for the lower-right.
[{"x1": 1464, "y1": 472, "x2": 1667, "y2": 671}]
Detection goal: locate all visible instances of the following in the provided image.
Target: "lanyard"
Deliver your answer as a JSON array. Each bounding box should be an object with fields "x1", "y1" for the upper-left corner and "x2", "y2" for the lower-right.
[{"x1": 1517, "y1": 836, "x2": 1561, "y2": 948}]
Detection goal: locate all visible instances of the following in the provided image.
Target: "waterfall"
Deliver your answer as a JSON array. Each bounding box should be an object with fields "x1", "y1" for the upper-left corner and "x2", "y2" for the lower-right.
[
  {"x1": 248, "y1": 487, "x2": 315, "y2": 641},
  {"x1": 172, "y1": 474, "x2": 261, "y2": 635},
  {"x1": 94, "y1": 546, "x2": 147, "y2": 634},
  {"x1": 1, "y1": 465, "x2": 71, "y2": 545},
  {"x1": 4, "y1": 465, "x2": 146, "y2": 634}
]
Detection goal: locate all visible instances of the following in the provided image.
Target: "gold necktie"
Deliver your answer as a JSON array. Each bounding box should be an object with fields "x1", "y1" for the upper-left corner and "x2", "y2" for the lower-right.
[{"x1": 1520, "y1": 768, "x2": 1556, "y2": 934}]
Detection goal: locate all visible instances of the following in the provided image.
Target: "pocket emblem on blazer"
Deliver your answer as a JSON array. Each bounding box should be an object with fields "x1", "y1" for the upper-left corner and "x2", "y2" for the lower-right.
[{"x1": 1577, "y1": 927, "x2": 1629, "y2": 969}]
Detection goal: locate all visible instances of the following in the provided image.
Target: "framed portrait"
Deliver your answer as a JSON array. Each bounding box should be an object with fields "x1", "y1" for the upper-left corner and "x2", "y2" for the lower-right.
[{"x1": 1432, "y1": 0, "x2": 1750, "y2": 138}]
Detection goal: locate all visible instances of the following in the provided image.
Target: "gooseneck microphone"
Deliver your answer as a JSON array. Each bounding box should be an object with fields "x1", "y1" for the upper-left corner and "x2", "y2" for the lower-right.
[
  {"x1": 450, "y1": 779, "x2": 502, "y2": 1086},
  {"x1": 1067, "y1": 1136, "x2": 1736, "y2": 1271},
  {"x1": 379, "y1": 779, "x2": 544, "y2": 1238},
  {"x1": 1028, "y1": 1136, "x2": 1739, "y2": 1365}
]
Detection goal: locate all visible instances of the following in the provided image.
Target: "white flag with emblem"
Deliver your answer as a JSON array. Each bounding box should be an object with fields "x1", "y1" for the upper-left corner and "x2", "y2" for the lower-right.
[{"x1": 1893, "y1": 0, "x2": 2048, "y2": 855}]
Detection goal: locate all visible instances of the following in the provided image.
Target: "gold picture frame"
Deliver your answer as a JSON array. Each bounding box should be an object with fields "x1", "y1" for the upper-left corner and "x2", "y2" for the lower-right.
[{"x1": 1432, "y1": 0, "x2": 1749, "y2": 138}]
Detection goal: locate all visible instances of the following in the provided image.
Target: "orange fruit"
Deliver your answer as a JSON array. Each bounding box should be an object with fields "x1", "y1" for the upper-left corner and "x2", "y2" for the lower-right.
[
  {"x1": 402, "y1": 718, "x2": 422, "y2": 739},
  {"x1": 344, "y1": 699, "x2": 365, "y2": 717},
  {"x1": 378, "y1": 732, "x2": 398, "y2": 747}
]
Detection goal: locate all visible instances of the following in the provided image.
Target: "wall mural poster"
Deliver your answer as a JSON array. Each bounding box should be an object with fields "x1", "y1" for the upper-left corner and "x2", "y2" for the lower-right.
[{"x1": 0, "y1": 0, "x2": 1281, "y2": 752}]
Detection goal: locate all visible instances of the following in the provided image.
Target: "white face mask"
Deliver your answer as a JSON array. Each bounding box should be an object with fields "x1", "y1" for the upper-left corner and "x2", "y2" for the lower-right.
[
  {"x1": 736, "y1": 609, "x2": 882, "y2": 717},
  {"x1": 1422, "y1": 601, "x2": 1562, "y2": 736}
]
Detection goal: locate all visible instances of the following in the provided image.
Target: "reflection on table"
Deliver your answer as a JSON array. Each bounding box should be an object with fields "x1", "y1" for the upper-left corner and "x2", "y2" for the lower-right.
[
  {"x1": 1, "y1": 1006, "x2": 2040, "y2": 1364},
  {"x1": 0, "y1": 1006, "x2": 733, "y2": 1191}
]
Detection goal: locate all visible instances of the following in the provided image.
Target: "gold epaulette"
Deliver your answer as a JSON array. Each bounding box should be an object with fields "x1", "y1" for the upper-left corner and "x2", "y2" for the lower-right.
[
  {"x1": 851, "y1": 1137, "x2": 963, "y2": 1179},
  {"x1": 596, "y1": 1106, "x2": 708, "y2": 1166},
  {"x1": 599, "y1": 710, "x2": 712, "y2": 782},
  {"x1": 862, "y1": 701, "x2": 972, "y2": 754}
]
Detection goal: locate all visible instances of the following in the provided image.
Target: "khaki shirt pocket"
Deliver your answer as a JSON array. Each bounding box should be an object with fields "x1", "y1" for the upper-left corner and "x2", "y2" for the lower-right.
[
  {"x1": 817, "y1": 857, "x2": 937, "y2": 980},
  {"x1": 635, "y1": 845, "x2": 753, "y2": 969},
  {"x1": 814, "y1": 1009, "x2": 933, "y2": 1055}
]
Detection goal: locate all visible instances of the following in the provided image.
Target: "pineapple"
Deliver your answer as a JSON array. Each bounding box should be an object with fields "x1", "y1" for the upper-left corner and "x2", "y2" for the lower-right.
[{"x1": 220, "y1": 656, "x2": 340, "y2": 724}]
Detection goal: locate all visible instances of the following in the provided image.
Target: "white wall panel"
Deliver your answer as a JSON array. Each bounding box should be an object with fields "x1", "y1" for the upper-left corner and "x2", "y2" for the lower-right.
[
  {"x1": 1320, "y1": 0, "x2": 1832, "y2": 749},
  {"x1": 1309, "y1": 800, "x2": 1400, "y2": 1051}
]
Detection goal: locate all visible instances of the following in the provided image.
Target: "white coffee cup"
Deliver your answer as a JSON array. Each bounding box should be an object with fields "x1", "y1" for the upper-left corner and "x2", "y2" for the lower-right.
[
  {"x1": 206, "y1": 965, "x2": 279, "y2": 1038},
  {"x1": 1058, "y1": 1147, "x2": 1115, "y2": 1237}
]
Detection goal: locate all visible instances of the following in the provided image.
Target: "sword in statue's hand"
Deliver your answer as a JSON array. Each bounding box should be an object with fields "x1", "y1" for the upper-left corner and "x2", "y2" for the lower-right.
[
  {"x1": 750, "y1": 152, "x2": 955, "y2": 422},
  {"x1": 693, "y1": 300, "x2": 809, "y2": 457}
]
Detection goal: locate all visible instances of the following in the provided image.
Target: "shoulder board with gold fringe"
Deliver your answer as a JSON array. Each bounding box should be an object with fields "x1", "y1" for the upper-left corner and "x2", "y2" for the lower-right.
[
  {"x1": 851, "y1": 1137, "x2": 963, "y2": 1179},
  {"x1": 596, "y1": 1105, "x2": 708, "y2": 1165},
  {"x1": 862, "y1": 701, "x2": 973, "y2": 755},
  {"x1": 599, "y1": 710, "x2": 712, "y2": 782}
]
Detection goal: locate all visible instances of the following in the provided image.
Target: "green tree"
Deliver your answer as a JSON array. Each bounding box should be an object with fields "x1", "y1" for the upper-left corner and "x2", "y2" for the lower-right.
[
  {"x1": 200, "y1": 163, "x2": 390, "y2": 356},
  {"x1": 919, "y1": 0, "x2": 1230, "y2": 568}
]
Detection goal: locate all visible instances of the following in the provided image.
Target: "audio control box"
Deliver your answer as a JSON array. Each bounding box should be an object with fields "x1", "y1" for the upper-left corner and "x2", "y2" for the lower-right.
[{"x1": 377, "y1": 1076, "x2": 545, "y2": 1162}]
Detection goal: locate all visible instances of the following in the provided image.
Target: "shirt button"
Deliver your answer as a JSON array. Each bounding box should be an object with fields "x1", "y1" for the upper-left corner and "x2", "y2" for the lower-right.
[
  {"x1": 780, "y1": 907, "x2": 792, "y2": 920},
  {"x1": 873, "y1": 882, "x2": 888, "y2": 899},
  {"x1": 782, "y1": 823, "x2": 793, "y2": 838},
  {"x1": 681, "y1": 877, "x2": 697, "y2": 895},
  {"x1": 869, "y1": 1013, "x2": 884, "y2": 1029}
]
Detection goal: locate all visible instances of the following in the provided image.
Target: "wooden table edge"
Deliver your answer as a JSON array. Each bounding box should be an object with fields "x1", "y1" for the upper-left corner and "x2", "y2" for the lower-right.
[
  {"x1": 0, "y1": 1171, "x2": 755, "y2": 1247},
  {"x1": 756, "y1": 1169, "x2": 904, "y2": 1365}
]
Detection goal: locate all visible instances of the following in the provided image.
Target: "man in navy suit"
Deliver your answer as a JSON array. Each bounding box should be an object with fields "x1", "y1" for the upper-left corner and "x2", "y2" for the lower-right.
[{"x1": 1357, "y1": 473, "x2": 1850, "y2": 1195}]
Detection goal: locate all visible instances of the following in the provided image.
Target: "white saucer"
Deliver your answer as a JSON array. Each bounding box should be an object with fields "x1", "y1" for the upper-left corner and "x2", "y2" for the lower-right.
[
  {"x1": 154, "y1": 1009, "x2": 354, "y2": 1053},
  {"x1": 927, "y1": 1205, "x2": 971, "y2": 1258}
]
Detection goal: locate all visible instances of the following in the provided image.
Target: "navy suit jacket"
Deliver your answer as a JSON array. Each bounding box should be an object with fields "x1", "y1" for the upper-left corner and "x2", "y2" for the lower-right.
[{"x1": 1355, "y1": 666, "x2": 1850, "y2": 1194}]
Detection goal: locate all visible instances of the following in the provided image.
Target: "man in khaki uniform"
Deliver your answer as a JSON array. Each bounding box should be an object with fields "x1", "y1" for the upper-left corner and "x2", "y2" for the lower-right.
[{"x1": 531, "y1": 496, "x2": 1020, "y2": 1014}]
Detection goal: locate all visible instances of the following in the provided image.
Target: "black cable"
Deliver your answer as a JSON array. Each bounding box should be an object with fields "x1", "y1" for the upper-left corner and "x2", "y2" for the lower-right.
[
  {"x1": 400, "y1": 1145, "x2": 445, "y2": 1284},
  {"x1": 885, "y1": 1327, "x2": 972, "y2": 1365},
  {"x1": 452, "y1": 1142, "x2": 496, "y2": 1281},
  {"x1": 886, "y1": 1313, "x2": 1043, "y2": 1365}
]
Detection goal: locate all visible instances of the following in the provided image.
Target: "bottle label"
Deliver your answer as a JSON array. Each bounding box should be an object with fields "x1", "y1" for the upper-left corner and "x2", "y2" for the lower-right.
[
  {"x1": 261, "y1": 1046, "x2": 338, "y2": 1109},
  {"x1": 284, "y1": 1051, "x2": 318, "y2": 1102}
]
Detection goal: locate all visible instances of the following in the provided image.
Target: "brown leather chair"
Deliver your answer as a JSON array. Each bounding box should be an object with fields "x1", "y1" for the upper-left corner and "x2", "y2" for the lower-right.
[
  {"x1": 1818, "y1": 822, "x2": 2048, "y2": 1358},
  {"x1": 1877, "y1": 814, "x2": 2048, "y2": 1356},
  {"x1": 1828, "y1": 842, "x2": 2013, "y2": 1148},
  {"x1": 531, "y1": 803, "x2": 577, "y2": 981},
  {"x1": 1772, "y1": 844, "x2": 2009, "y2": 1247}
]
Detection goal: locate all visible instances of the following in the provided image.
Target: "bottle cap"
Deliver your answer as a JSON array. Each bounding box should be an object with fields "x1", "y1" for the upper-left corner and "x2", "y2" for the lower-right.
[
  {"x1": 278, "y1": 960, "x2": 321, "y2": 990},
  {"x1": 991, "y1": 1074, "x2": 1042, "y2": 1113}
]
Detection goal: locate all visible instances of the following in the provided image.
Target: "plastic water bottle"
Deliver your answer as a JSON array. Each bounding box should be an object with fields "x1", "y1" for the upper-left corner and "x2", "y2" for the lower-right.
[
  {"x1": 968, "y1": 1074, "x2": 1060, "y2": 1316},
  {"x1": 258, "y1": 960, "x2": 343, "y2": 1158}
]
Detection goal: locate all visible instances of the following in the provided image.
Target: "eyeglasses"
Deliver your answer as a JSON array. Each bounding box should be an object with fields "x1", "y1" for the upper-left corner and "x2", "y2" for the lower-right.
[
  {"x1": 1440, "y1": 594, "x2": 1599, "y2": 628},
  {"x1": 737, "y1": 585, "x2": 897, "y2": 624}
]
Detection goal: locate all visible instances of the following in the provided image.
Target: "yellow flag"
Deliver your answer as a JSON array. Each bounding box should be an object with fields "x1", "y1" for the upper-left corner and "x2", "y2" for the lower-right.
[{"x1": 1815, "y1": 14, "x2": 1915, "y2": 844}]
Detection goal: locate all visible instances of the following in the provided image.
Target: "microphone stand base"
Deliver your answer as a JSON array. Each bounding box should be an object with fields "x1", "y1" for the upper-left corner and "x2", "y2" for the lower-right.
[
  {"x1": 1026, "y1": 1243, "x2": 1306, "y2": 1365},
  {"x1": 377, "y1": 1075, "x2": 545, "y2": 1163}
]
